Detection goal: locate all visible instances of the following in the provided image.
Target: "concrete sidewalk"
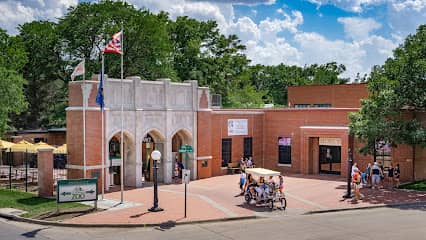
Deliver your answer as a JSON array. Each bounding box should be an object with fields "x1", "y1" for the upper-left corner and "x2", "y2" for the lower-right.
[{"x1": 62, "y1": 174, "x2": 426, "y2": 225}]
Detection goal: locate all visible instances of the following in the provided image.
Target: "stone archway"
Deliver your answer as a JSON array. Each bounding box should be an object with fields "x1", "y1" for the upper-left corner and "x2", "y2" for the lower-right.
[
  {"x1": 171, "y1": 129, "x2": 193, "y2": 180},
  {"x1": 107, "y1": 131, "x2": 136, "y2": 187},
  {"x1": 141, "y1": 129, "x2": 166, "y2": 183}
]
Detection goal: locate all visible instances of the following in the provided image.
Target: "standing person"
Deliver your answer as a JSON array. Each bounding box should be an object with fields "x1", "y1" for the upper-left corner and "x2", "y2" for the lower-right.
[
  {"x1": 387, "y1": 164, "x2": 394, "y2": 189},
  {"x1": 240, "y1": 157, "x2": 246, "y2": 171},
  {"x1": 351, "y1": 162, "x2": 359, "y2": 177},
  {"x1": 174, "y1": 160, "x2": 180, "y2": 183},
  {"x1": 379, "y1": 163, "x2": 385, "y2": 188},
  {"x1": 239, "y1": 170, "x2": 246, "y2": 195},
  {"x1": 394, "y1": 164, "x2": 401, "y2": 188},
  {"x1": 366, "y1": 163, "x2": 372, "y2": 187},
  {"x1": 352, "y1": 170, "x2": 362, "y2": 201},
  {"x1": 278, "y1": 175, "x2": 284, "y2": 194},
  {"x1": 246, "y1": 157, "x2": 253, "y2": 168},
  {"x1": 371, "y1": 162, "x2": 383, "y2": 189}
]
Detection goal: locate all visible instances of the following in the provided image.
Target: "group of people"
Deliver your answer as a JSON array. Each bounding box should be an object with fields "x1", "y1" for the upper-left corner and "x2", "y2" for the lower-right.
[
  {"x1": 351, "y1": 161, "x2": 401, "y2": 200},
  {"x1": 239, "y1": 156, "x2": 255, "y2": 170},
  {"x1": 239, "y1": 170, "x2": 284, "y2": 202}
]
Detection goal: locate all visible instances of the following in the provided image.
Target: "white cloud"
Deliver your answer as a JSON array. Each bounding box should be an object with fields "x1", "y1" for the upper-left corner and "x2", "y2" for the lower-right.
[
  {"x1": 294, "y1": 32, "x2": 366, "y2": 77},
  {"x1": 392, "y1": 0, "x2": 426, "y2": 11},
  {"x1": 307, "y1": 0, "x2": 386, "y2": 13},
  {"x1": 0, "y1": 0, "x2": 420, "y2": 80},
  {"x1": 0, "y1": 0, "x2": 77, "y2": 34},
  {"x1": 338, "y1": 17, "x2": 382, "y2": 40}
]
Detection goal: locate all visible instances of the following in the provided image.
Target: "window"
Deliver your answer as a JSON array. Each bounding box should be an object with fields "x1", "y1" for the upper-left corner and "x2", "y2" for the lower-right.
[
  {"x1": 294, "y1": 104, "x2": 310, "y2": 108},
  {"x1": 243, "y1": 137, "x2": 252, "y2": 158},
  {"x1": 313, "y1": 103, "x2": 331, "y2": 108},
  {"x1": 221, "y1": 139, "x2": 232, "y2": 167},
  {"x1": 375, "y1": 141, "x2": 392, "y2": 169},
  {"x1": 201, "y1": 160, "x2": 208, "y2": 168},
  {"x1": 278, "y1": 137, "x2": 291, "y2": 164}
]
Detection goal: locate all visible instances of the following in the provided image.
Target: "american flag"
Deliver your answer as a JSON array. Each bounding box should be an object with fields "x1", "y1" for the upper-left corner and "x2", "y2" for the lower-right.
[{"x1": 103, "y1": 31, "x2": 123, "y2": 55}]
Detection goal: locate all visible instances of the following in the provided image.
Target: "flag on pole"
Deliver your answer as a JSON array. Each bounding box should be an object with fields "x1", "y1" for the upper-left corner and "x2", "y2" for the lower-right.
[
  {"x1": 96, "y1": 65, "x2": 105, "y2": 110},
  {"x1": 71, "y1": 59, "x2": 85, "y2": 81},
  {"x1": 103, "y1": 31, "x2": 123, "y2": 55}
]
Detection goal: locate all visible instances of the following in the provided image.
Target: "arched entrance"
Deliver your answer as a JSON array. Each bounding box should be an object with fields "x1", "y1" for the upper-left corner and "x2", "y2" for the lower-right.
[
  {"x1": 142, "y1": 130, "x2": 165, "y2": 182},
  {"x1": 107, "y1": 131, "x2": 136, "y2": 187},
  {"x1": 172, "y1": 129, "x2": 193, "y2": 180}
]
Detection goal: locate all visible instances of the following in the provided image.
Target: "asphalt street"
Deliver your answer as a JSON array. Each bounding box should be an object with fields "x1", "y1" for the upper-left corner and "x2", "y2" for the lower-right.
[{"x1": 1, "y1": 204, "x2": 425, "y2": 240}]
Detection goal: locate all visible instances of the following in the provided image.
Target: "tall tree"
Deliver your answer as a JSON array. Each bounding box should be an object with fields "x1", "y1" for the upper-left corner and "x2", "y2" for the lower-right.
[
  {"x1": 13, "y1": 21, "x2": 66, "y2": 129},
  {"x1": 59, "y1": 1, "x2": 176, "y2": 80},
  {"x1": 0, "y1": 29, "x2": 28, "y2": 136},
  {"x1": 350, "y1": 25, "x2": 426, "y2": 158}
]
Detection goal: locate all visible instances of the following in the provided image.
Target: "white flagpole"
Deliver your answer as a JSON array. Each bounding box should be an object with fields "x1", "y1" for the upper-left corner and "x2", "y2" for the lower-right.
[
  {"x1": 101, "y1": 54, "x2": 105, "y2": 200},
  {"x1": 82, "y1": 58, "x2": 87, "y2": 179},
  {"x1": 120, "y1": 27, "x2": 124, "y2": 204}
]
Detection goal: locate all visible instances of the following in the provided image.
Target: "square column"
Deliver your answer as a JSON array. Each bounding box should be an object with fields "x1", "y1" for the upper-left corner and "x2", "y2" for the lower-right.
[{"x1": 37, "y1": 149, "x2": 54, "y2": 197}]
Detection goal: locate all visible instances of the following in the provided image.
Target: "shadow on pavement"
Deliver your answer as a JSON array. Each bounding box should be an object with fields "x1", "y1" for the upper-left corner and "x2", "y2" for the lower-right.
[
  {"x1": 337, "y1": 185, "x2": 426, "y2": 209},
  {"x1": 130, "y1": 211, "x2": 151, "y2": 218},
  {"x1": 154, "y1": 220, "x2": 178, "y2": 231},
  {"x1": 21, "y1": 228, "x2": 47, "y2": 238}
]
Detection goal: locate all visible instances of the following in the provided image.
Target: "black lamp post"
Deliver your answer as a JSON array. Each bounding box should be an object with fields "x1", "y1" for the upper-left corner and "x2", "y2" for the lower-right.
[
  {"x1": 342, "y1": 148, "x2": 353, "y2": 199},
  {"x1": 148, "y1": 150, "x2": 163, "y2": 212}
]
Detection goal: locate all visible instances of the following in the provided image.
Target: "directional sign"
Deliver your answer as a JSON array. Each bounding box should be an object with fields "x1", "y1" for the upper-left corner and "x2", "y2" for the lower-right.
[
  {"x1": 178, "y1": 145, "x2": 193, "y2": 153},
  {"x1": 57, "y1": 178, "x2": 98, "y2": 203}
]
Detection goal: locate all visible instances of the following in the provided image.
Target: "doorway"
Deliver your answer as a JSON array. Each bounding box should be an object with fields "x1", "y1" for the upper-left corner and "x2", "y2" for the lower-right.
[{"x1": 319, "y1": 145, "x2": 341, "y2": 174}]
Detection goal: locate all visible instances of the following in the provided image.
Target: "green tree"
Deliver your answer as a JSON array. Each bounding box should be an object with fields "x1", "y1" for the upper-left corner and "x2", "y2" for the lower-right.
[
  {"x1": 0, "y1": 29, "x2": 28, "y2": 136},
  {"x1": 169, "y1": 16, "x2": 218, "y2": 81},
  {"x1": 13, "y1": 21, "x2": 66, "y2": 129},
  {"x1": 59, "y1": 1, "x2": 176, "y2": 80},
  {"x1": 350, "y1": 25, "x2": 426, "y2": 167}
]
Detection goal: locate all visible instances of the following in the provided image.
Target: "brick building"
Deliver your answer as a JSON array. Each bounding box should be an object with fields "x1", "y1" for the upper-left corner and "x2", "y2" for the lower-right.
[{"x1": 67, "y1": 78, "x2": 424, "y2": 191}]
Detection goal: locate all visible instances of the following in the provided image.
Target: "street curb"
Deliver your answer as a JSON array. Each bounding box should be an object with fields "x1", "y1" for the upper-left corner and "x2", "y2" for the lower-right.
[
  {"x1": 304, "y1": 201, "x2": 426, "y2": 215},
  {"x1": 0, "y1": 212, "x2": 258, "y2": 228}
]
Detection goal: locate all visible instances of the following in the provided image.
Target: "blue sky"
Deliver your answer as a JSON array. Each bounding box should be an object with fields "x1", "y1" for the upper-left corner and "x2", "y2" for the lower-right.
[{"x1": 1, "y1": 0, "x2": 425, "y2": 79}]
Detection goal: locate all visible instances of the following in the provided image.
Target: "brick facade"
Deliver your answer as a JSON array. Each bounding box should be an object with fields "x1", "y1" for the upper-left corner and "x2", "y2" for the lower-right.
[
  {"x1": 67, "y1": 80, "x2": 421, "y2": 191},
  {"x1": 288, "y1": 83, "x2": 368, "y2": 108}
]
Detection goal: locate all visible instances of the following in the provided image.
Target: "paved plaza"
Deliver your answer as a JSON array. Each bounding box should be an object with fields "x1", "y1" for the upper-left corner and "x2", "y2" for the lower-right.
[{"x1": 64, "y1": 174, "x2": 426, "y2": 225}]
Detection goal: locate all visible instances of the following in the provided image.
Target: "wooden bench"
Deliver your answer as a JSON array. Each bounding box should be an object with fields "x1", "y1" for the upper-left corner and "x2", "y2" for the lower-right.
[{"x1": 227, "y1": 162, "x2": 240, "y2": 174}]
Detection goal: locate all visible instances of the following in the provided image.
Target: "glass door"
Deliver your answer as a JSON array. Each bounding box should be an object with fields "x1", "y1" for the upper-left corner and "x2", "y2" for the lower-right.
[{"x1": 319, "y1": 146, "x2": 341, "y2": 174}]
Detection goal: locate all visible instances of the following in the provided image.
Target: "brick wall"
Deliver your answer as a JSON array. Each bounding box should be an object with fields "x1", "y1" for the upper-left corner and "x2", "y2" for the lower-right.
[{"x1": 288, "y1": 83, "x2": 368, "y2": 108}]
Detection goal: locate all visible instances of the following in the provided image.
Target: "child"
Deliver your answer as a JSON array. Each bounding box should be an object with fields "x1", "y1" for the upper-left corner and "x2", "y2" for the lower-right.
[
  {"x1": 279, "y1": 175, "x2": 284, "y2": 194},
  {"x1": 352, "y1": 171, "x2": 363, "y2": 201}
]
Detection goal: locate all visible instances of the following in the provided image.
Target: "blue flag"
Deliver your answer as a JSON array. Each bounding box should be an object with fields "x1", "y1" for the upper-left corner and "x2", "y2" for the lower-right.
[{"x1": 96, "y1": 68, "x2": 104, "y2": 109}]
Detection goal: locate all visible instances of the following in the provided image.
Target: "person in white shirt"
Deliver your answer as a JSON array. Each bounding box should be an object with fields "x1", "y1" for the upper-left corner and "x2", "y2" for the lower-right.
[{"x1": 351, "y1": 162, "x2": 359, "y2": 177}]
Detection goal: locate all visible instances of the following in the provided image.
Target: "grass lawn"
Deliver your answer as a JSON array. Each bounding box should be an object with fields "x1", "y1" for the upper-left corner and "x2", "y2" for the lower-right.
[
  {"x1": 399, "y1": 181, "x2": 426, "y2": 191},
  {"x1": 0, "y1": 189, "x2": 91, "y2": 218}
]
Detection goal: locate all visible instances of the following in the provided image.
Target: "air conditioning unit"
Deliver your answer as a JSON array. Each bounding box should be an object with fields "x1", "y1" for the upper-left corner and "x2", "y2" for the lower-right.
[{"x1": 211, "y1": 94, "x2": 221, "y2": 108}]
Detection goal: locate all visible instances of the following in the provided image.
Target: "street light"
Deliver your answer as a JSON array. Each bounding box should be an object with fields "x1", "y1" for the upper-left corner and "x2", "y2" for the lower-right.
[
  {"x1": 342, "y1": 148, "x2": 353, "y2": 199},
  {"x1": 148, "y1": 150, "x2": 163, "y2": 212}
]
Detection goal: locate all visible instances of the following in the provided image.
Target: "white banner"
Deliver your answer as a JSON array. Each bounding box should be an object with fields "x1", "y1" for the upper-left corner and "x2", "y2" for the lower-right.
[{"x1": 228, "y1": 119, "x2": 248, "y2": 136}]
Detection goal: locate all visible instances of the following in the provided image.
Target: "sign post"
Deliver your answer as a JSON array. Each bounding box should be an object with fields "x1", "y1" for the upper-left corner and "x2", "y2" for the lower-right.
[
  {"x1": 57, "y1": 178, "x2": 98, "y2": 212},
  {"x1": 182, "y1": 169, "x2": 190, "y2": 218}
]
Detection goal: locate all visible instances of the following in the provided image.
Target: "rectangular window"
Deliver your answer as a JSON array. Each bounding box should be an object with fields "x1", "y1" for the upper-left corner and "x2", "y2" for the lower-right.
[
  {"x1": 278, "y1": 137, "x2": 291, "y2": 164},
  {"x1": 294, "y1": 104, "x2": 310, "y2": 108},
  {"x1": 375, "y1": 141, "x2": 392, "y2": 169},
  {"x1": 313, "y1": 103, "x2": 331, "y2": 108},
  {"x1": 243, "y1": 137, "x2": 252, "y2": 158},
  {"x1": 221, "y1": 139, "x2": 232, "y2": 167}
]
